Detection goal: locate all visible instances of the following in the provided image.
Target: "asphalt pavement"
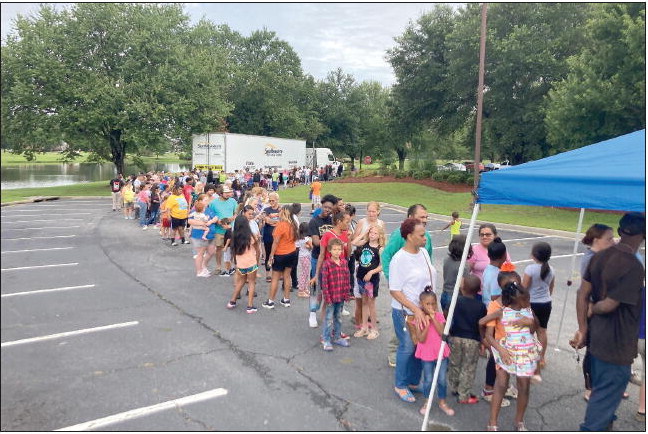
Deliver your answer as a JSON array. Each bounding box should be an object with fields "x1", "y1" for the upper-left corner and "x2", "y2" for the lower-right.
[{"x1": 1, "y1": 197, "x2": 644, "y2": 431}]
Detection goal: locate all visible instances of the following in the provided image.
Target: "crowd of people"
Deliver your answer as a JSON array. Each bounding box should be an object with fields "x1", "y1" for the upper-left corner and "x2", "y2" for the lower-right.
[{"x1": 109, "y1": 169, "x2": 645, "y2": 431}]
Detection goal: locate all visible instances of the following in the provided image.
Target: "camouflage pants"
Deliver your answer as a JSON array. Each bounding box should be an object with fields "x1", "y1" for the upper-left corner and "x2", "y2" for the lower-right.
[{"x1": 447, "y1": 336, "x2": 481, "y2": 401}]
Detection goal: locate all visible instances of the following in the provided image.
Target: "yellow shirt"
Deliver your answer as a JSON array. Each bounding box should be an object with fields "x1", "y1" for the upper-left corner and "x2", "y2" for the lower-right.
[
  {"x1": 122, "y1": 187, "x2": 135, "y2": 202},
  {"x1": 450, "y1": 219, "x2": 462, "y2": 235},
  {"x1": 167, "y1": 194, "x2": 189, "y2": 219}
]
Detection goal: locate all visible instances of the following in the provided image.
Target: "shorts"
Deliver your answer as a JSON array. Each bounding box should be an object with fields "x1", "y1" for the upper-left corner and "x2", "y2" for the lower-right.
[
  {"x1": 214, "y1": 233, "x2": 225, "y2": 247},
  {"x1": 357, "y1": 278, "x2": 379, "y2": 298},
  {"x1": 530, "y1": 301, "x2": 552, "y2": 329},
  {"x1": 237, "y1": 264, "x2": 259, "y2": 275},
  {"x1": 161, "y1": 217, "x2": 171, "y2": 228},
  {"x1": 272, "y1": 251, "x2": 297, "y2": 272},
  {"x1": 124, "y1": 201, "x2": 134, "y2": 209},
  {"x1": 171, "y1": 217, "x2": 187, "y2": 229},
  {"x1": 191, "y1": 237, "x2": 210, "y2": 248},
  {"x1": 311, "y1": 195, "x2": 321, "y2": 206}
]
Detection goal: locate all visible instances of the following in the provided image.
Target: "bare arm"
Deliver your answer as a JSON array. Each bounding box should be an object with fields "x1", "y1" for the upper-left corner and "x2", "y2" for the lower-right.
[
  {"x1": 591, "y1": 297, "x2": 621, "y2": 315},
  {"x1": 572, "y1": 279, "x2": 592, "y2": 349},
  {"x1": 310, "y1": 243, "x2": 326, "y2": 285},
  {"x1": 522, "y1": 273, "x2": 532, "y2": 290},
  {"x1": 549, "y1": 277, "x2": 555, "y2": 296},
  {"x1": 390, "y1": 290, "x2": 429, "y2": 329}
]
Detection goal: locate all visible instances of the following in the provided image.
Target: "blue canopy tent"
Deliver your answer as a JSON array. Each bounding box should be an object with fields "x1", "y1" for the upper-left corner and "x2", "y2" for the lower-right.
[
  {"x1": 421, "y1": 130, "x2": 645, "y2": 431},
  {"x1": 478, "y1": 129, "x2": 645, "y2": 212}
]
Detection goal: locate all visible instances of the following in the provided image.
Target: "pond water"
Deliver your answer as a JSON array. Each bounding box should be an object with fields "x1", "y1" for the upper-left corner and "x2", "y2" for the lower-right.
[{"x1": 1, "y1": 162, "x2": 192, "y2": 190}]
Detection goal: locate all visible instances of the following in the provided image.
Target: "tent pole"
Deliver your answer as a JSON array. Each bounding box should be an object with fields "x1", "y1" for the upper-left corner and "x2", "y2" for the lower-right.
[
  {"x1": 554, "y1": 207, "x2": 585, "y2": 352},
  {"x1": 421, "y1": 203, "x2": 480, "y2": 431}
]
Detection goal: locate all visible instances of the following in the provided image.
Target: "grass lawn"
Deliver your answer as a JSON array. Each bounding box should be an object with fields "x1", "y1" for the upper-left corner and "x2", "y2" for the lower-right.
[
  {"x1": 1, "y1": 150, "x2": 184, "y2": 165},
  {"x1": 2, "y1": 179, "x2": 620, "y2": 232}
]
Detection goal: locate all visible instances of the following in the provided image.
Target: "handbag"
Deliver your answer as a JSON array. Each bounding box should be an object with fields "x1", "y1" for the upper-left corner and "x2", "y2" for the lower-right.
[{"x1": 402, "y1": 252, "x2": 435, "y2": 345}]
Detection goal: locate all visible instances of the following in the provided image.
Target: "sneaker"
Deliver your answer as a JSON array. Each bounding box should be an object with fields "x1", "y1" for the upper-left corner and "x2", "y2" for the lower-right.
[
  {"x1": 280, "y1": 298, "x2": 291, "y2": 307},
  {"x1": 505, "y1": 385, "x2": 519, "y2": 399},
  {"x1": 193, "y1": 254, "x2": 198, "y2": 259},
  {"x1": 262, "y1": 300, "x2": 275, "y2": 309},
  {"x1": 220, "y1": 270, "x2": 229, "y2": 277},
  {"x1": 182, "y1": 240, "x2": 191, "y2": 244},
  {"x1": 125, "y1": 216, "x2": 129, "y2": 220},
  {"x1": 341, "y1": 308, "x2": 351, "y2": 316},
  {"x1": 171, "y1": 241, "x2": 178, "y2": 246},
  {"x1": 388, "y1": 358, "x2": 396, "y2": 368},
  {"x1": 458, "y1": 395, "x2": 480, "y2": 404},
  {"x1": 630, "y1": 371, "x2": 642, "y2": 386},
  {"x1": 142, "y1": 226, "x2": 148, "y2": 230},
  {"x1": 246, "y1": 306, "x2": 258, "y2": 314},
  {"x1": 333, "y1": 338, "x2": 350, "y2": 347},
  {"x1": 196, "y1": 269, "x2": 211, "y2": 278},
  {"x1": 322, "y1": 341, "x2": 333, "y2": 351},
  {"x1": 340, "y1": 332, "x2": 350, "y2": 339},
  {"x1": 228, "y1": 269, "x2": 236, "y2": 276},
  {"x1": 226, "y1": 301, "x2": 236, "y2": 309},
  {"x1": 309, "y1": 312, "x2": 318, "y2": 328}
]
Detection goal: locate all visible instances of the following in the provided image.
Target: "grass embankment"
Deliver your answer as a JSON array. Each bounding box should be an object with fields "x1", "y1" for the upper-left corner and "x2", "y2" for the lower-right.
[
  {"x1": 1, "y1": 151, "x2": 184, "y2": 165},
  {"x1": 1, "y1": 180, "x2": 620, "y2": 231}
]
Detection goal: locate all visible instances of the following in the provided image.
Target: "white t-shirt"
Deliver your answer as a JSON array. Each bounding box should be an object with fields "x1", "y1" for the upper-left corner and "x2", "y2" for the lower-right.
[
  {"x1": 389, "y1": 247, "x2": 437, "y2": 314},
  {"x1": 297, "y1": 237, "x2": 312, "y2": 258},
  {"x1": 524, "y1": 263, "x2": 554, "y2": 303}
]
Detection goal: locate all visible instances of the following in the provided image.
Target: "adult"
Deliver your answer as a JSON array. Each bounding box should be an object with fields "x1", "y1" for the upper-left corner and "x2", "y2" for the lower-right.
[
  {"x1": 306, "y1": 194, "x2": 338, "y2": 327},
  {"x1": 136, "y1": 183, "x2": 151, "y2": 229},
  {"x1": 271, "y1": 169, "x2": 279, "y2": 191},
  {"x1": 167, "y1": 184, "x2": 190, "y2": 246},
  {"x1": 188, "y1": 194, "x2": 215, "y2": 277},
  {"x1": 389, "y1": 218, "x2": 436, "y2": 403},
  {"x1": 263, "y1": 205, "x2": 299, "y2": 309},
  {"x1": 468, "y1": 223, "x2": 511, "y2": 284},
  {"x1": 382, "y1": 204, "x2": 434, "y2": 368},
  {"x1": 208, "y1": 185, "x2": 238, "y2": 275},
  {"x1": 261, "y1": 192, "x2": 281, "y2": 282},
  {"x1": 109, "y1": 175, "x2": 124, "y2": 211},
  {"x1": 310, "y1": 177, "x2": 322, "y2": 214},
  {"x1": 573, "y1": 212, "x2": 645, "y2": 431},
  {"x1": 147, "y1": 184, "x2": 161, "y2": 226},
  {"x1": 577, "y1": 223, "x2": 615, "y2": 401}
]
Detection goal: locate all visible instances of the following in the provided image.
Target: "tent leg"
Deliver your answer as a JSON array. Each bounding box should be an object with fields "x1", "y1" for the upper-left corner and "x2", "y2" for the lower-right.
[
  {"x1": 421, "y1": 204, "x2": 480, "y2": 431},
  {"x1": 554, "y1": 208, "x2": 585, "y2": 352}
]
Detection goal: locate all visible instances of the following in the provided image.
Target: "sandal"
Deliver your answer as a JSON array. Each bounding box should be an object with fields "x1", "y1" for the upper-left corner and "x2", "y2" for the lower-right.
[
  {"x1": 438, "y1": 402, "x2": 455, "y2": 416},
  {"x1": 367, "y1": 329, "x2": 380, "y2": 340},
  {"x1": 394, "y1": 387, "x2": 416, "y2": 403},
  {"x1": 354, "y1": 328, "x2": 368, "y2": 338},
  {"x1": 297, "y1": 290, "x2": 309, "y2": 298},
  {"x1": 265, "y1": 276, "x2": 272, "y2": 282},
  {"x1": 516, "y1": 422, "x2": 528, "y2": 431}
]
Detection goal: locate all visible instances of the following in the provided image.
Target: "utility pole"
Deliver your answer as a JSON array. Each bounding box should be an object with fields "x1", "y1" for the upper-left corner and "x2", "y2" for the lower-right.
[{"x1": 473, "y1": 3, "x2": 488, "y2": 193}]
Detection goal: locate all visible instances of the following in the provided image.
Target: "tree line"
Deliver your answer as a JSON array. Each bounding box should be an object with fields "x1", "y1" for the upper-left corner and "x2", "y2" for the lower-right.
[{"x1": 1, "y1": 3, "x2": 644, "y2": 174}]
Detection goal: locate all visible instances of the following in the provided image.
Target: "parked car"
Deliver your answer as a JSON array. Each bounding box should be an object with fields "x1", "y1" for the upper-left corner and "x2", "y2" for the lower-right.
[
  {"x1": 484, "y1": 160, "x2": 511, "y2": 171},
  {"x1": 437, "y1": 162, "x2": 467, "y2": 171},
  {"x1": 463, "y1": 161, "x2": 485, "y2": 172}
]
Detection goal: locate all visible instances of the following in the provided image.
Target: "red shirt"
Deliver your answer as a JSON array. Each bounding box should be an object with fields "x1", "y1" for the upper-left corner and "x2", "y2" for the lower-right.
[
  {"x1": 183, "y1": 184, "x2": 194, "y2": 205},
  {"x1": 320, "y1": 258, "x2": 351, "y2": 304},
  {"x1": 319, "y1": 230, "x2": 349, "y2": 261}
]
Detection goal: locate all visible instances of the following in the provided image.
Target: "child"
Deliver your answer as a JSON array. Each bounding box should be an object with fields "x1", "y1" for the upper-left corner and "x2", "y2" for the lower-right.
[
  {"x1": 189, "y1": 199, "x2": 211, "y2": 241},
  {"x1": 480, "y1": 275, "x2": 541, "y2": 432},
  {"x1": 482, "y1": 237, "x2": 508, "y2": 306},
  {"x1": 320, "y1": 238, "x2": 351, "y2": 351},
  {"x1": 353, "y1": 224, "x2": 385, "y2": 340},
  {"x1": 296, "y1": 222, "x2": 313, "y2": 298},
  {"x1": 442, "y1": 211, "x2": 462, "y2": 240},
  {"x1": 121, "y1": 181, "x2": 135, "y2": 220},
  {"x1": 227, "y1": 215, "x2": 258, "y2": 313},
  {"x1": 522, "y1": 242, "x2": 555, "y2": 383},
  {"x1": 412, "y1": 288, "x2": 455, "y2": 417},
  {"x1": 441, "y1": 235, "x2": 473, "y2": 316},
  {"x1": 448, "y1": 275, "x2": 486, "y2": 404},
  {"x1": 222, "y1": 227, "x2": 234, "y2": 275},
  {"x1": 159, "y1": 192, "x2": 172, "y2": 240}
]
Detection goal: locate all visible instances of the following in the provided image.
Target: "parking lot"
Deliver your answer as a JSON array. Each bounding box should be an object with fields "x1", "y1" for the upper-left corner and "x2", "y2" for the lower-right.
[{"x1": 1, "y1": 198, "x2": 644, "y2": 431}]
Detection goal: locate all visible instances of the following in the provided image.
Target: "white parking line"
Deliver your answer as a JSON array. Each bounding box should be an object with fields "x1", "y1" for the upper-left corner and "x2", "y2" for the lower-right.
[
  {"x1": 56, "y1": 388, "x2": 228, "y2": 431},
  {"x1": 1, "y1": 263, "x2": 78, "y2": 271},
  {"x1": 2, "y1": 219, "x2": 84, "y2": 223},
  {"x1": 2, "y1": 284, "x2": 95, "y2": 298},
  {"x1": 1, "y1": 321, "x2": 139, "y2": 348},
  {"x1": 2, "y1": 247, "x2": 74, "y2": 254},
  {"x1": 512, "y1": 253, "x2": 584, "y2": 265},
  {"x1": 2, "y1": 235, "x2": 77, "y2": 240},
  {"x1": 1, "y1": 226, "x2": 81, "y2": 231},
  {"x1": 434, "y1": 235, "x2": 550, "y2": 250}
]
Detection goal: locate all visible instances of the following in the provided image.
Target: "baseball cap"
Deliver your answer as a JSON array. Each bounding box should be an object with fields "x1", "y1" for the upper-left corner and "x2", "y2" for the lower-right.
[{"x1": 618, "y1": 212, "x2": 646, "y2": 236}]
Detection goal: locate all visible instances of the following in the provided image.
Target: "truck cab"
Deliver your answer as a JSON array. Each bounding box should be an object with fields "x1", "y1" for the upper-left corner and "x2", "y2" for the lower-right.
[{"x1": 306, "y1": 147, "x2": 339, "y2": 170}]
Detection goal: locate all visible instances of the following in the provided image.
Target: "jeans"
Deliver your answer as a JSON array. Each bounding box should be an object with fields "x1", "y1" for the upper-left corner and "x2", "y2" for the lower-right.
[
  {"x1": 137, "y1": 202, "x2": 148, "y2": 227},
  {"x1": 322, "y1": 302, "x2": 343, "y2": 343},
  {"x1": 421, "y1": 358, "x2": 449, "y2": 400},
  {"x1": 309, "y1": 256, "x2": 321, "y2": 313},
  {"x1": 392, "y1": 308, "x2": 422, "y2": 389},
  {"x1": 580, "y1": 354, "x2": 631, "y2": 431},
  {"x1": 147, "y1": 208, "x2": 160, "y2": 226},
  {"x1": 440, "y1": 291, "x2": 452, "y2": 313}
]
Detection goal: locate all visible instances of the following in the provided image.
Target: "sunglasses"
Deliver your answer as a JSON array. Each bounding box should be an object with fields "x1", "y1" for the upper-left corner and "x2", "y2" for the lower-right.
[{"x1": 479, "y1": 233, "x2": 494, "y2": 237}]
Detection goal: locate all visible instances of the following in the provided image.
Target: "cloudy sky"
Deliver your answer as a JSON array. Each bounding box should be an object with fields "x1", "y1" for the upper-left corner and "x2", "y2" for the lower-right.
[{"x1": 0, "y1": 2, "x2": 462, "y2": 87}]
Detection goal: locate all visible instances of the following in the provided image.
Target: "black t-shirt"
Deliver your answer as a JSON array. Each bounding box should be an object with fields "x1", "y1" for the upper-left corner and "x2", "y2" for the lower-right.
[
  {"x1": 262, "y1": 206, "x2": 281, "y2": 242},
  {"x1": 253, "y1": 173, "x2": 261, "y2": 183},
  {"x1": 585, "y1": 245, "x2": 644, "y2": 365},
  {"x1": 450, "y1": 295, "x2": 487, "y2": 341},
  {"x1": 149, "y1": 191, "x2": 161, "y2": 211},
  {"x1": 308, "y1": 214, "x2": 333, "y2": 259},
  {"x1": 356, "y1": 243, "x2": 380, "y2": 284},
  {"x1": 110, "y1": 178, "x2": 124, "y2": 193}
]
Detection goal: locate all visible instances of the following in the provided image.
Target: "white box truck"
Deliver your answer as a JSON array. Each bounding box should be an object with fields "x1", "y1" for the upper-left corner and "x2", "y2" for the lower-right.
[
  {"x1": 306, "y1": 147, "x2": 340, "y2": 170},
  {"x1": 192, "y1": 132, "x2": 306, "y2": 172}
]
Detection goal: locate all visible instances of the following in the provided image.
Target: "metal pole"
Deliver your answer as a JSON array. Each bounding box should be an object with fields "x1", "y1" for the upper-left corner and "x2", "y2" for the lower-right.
[
  {"x1": 421, "y1": 203, "x2": 481, "y2": 431},
  {"x1": 473, "y1": 3, "x2": 488, "y2": 192},
  {"x1": 554, "y1": 207, "x2": 585, "y2": 351}
]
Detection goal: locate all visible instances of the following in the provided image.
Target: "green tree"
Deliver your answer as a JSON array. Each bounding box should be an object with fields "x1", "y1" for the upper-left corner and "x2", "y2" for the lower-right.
[
  {"x1": 1, "y1": 3, "x2": 231, "y2": 173},
  {"x1": 545, "y1": 3, "x2": 646, "y2": 151}
]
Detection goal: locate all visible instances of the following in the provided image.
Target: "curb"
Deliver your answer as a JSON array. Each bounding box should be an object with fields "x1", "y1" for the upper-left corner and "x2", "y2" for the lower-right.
[{"x1": 1, "y1": 196, "x2": 109, "y2": 207}]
